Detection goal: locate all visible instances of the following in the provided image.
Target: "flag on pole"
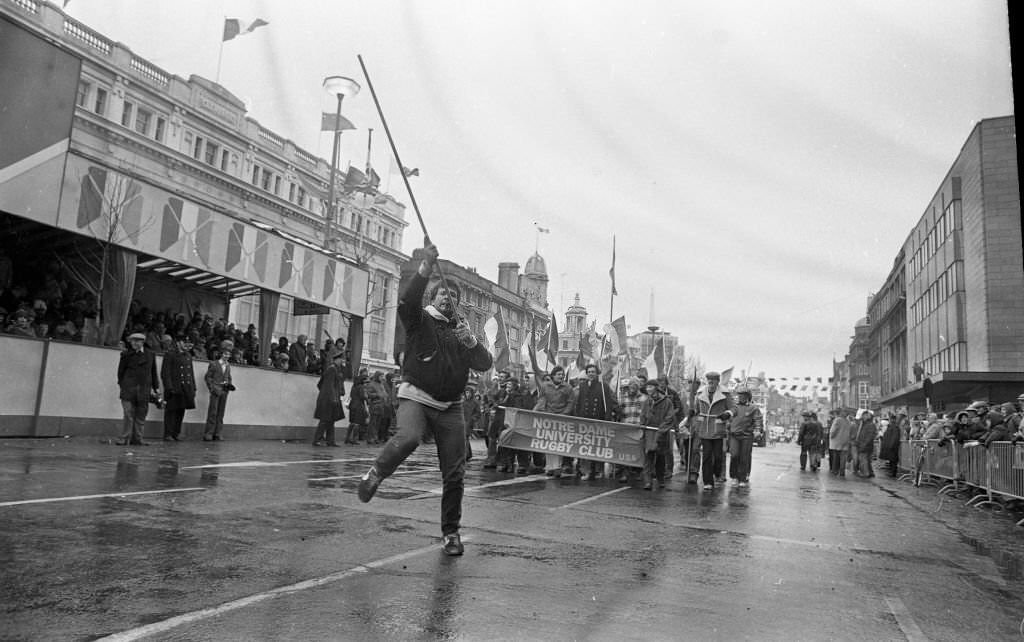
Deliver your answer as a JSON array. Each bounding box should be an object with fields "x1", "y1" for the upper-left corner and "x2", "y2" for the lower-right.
[
  {"x1": 719, "y1": 366, "x2": 734, "y2": 389},
  {"x1": 642, "y1": 335, "x2": 665, "y2": 379},
  {"x1": 223, "y1": 18, "x2": 269, "y2": 41},
  {"x1": 483, "y1": 309, "x2": 510, "y2": 371},
  {"x1": 602, "y1": 315, "x2": 628, "y2": 356},
  {"x1": 609, "y1": 235, "x2": 618, "y2": 296},
  {"x1": 545, "y1": 313, "x2": 559, "y2": 365},
  {"x1": 402, "y1": 166, "x2": 419, "y2": 177},
  {"x1": 343, "y1": 166, "x2": 367, "y2": 192},
  {"x1": 320, "y1": 113, "x2": 356, "y2": 132},
  {"x1": 536, "y1": 225, "x2": 551, "y2": 234}
]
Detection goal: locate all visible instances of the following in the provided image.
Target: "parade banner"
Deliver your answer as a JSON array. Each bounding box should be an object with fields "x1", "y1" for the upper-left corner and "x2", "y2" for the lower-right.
[{"x1": 497, "y1": 408, "x2": 645, "y2": 468}]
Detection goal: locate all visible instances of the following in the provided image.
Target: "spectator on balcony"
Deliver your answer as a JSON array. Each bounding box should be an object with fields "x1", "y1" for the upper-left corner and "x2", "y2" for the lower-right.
[
  {"x1": 7, "y1": 309, "x2": 35, "y2": 337},
  {"x1": 305, "y1": 340, "x2": 322, "y2": 375},
  {"x1": 273, "y1": 352, "x2": 291, "y2": 371}
]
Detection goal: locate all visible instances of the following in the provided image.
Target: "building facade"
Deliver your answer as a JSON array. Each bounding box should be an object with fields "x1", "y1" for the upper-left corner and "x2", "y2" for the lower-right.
[
  {"x1": 862, "y1": 116, "x2": 1023, "y2": 413},
  {"x1": 0, "y1": 0, "x2": 408, "y2": 373}
]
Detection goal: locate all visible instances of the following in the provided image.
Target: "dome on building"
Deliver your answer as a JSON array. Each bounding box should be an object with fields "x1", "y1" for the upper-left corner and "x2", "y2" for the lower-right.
[
  {"x1": 524, "y1": 252, "x2": 547, "y2": 278},
  {"x1": 566, "y1": 293, "x2": 586, "y2": 315},
  {"x1": 854, "y1": 316, "x2": 870, "y2": 328}
]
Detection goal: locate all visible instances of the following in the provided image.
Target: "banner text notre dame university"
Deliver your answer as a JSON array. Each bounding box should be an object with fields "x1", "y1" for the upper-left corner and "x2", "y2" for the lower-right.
[{"x1": 497, "y1": 408, "x2": 645, "y2": 467}]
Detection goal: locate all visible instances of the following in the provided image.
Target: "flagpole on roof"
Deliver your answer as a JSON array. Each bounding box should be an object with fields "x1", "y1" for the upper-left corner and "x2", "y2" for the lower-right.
[
  {"x1": 216, "y1": 17, "x2": 226, "y2": 83},
  {"x1": 365, "y1": 128, "x2": 373, "y2": 175}
]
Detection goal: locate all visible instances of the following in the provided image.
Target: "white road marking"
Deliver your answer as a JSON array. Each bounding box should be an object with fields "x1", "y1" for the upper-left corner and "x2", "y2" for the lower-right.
[
  {"x1": 405, "y1": 474, "x2": 548, "y2": 500},
  {"x1": 884, "y1": 596, "x2": 929, "y2": 641},
  {"x1": 308, "y1": 469, "x2": 427, "y2": 481},
  {"x1": 553, "y1": 486, "x2": 631, "y2": 509},
  {"x1": 0, "y1": 488, "x2": 205, "y2": 508},
  {"x1": 181, "y1": 457, "x2": 374, "y2": 470},
  {"x1": 97, "y1": 537, "x2": 471, "y2": 642}
]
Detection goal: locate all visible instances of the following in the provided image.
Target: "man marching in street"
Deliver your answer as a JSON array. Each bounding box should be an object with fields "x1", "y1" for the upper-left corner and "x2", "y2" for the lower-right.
[
  {"x1": 571, "y1": 363, "x2": 620, "y2": 480},
  {"x1": 528, "y1": 343, "x2": 577, "y2": 478},
  {"x1": 726, "y1": 385, "x2": 762, "y2": 487},
  {"x1": 640, "y1": 380, "x2": 676, "y2": 490},
  {"x1": 682, "y1": 371, "x2": 736, "y2": 490},
  {"x1": 357, "y1": 241, "x2": 493, "y2": 556}
]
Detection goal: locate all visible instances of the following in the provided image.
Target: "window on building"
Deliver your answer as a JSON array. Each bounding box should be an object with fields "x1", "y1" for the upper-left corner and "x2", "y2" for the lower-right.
[
  {"x1": 204, "y1": 141, "x2": 219, "y2": 166},
  {"x1": 182, "y1": 130, "x2": 193, "y2": 154},
  {"x1": 220, "y1": 149, "x2": 230, "y2": 172},
  {"x1": 93, "y1": 88, "x2": 108, "y2": 116},
  {"x1": 193, "y1": 135, "x2": 204, "y2": 161},
  {"x1": 121, "y1": 101, "x2": 134, "y2": 127},
  {"x1": 75, "y1": 80, "x2": 90, "y2": 108},
  {"x1": 252, "y1": 165, "x2": 261, "y2": 186},
  {"x1": 134, "y1": 107, "x2": 151, "y2": 136},
  {"x1": 273, "y1": 175, "x2": 282, "y2": 195},
  {"x1": 154, "y1": 116, "x2": 166, "y2": 142},
  {"x1": 261, "y1": 169, "x2": 273, "y2": 192}
]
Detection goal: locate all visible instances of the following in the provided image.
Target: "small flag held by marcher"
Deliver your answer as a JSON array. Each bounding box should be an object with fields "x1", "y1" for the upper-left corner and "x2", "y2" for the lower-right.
[{"x1": 223, "y1": 18, "x2": 269, "y2": 42}]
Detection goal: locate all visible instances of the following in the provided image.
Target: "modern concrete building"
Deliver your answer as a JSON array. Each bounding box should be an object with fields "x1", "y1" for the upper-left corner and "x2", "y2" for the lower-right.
[{"x1": 867, "y1": 116, "x2": 1022, "y2": 413}]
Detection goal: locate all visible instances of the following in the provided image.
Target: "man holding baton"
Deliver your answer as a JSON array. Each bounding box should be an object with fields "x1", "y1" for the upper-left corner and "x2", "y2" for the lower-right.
[{"x1": 357, "y1": 241, "x2": 493, "y2": 556}]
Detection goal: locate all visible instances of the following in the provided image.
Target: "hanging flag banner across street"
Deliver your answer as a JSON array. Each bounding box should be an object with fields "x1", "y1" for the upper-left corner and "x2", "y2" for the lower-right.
[{"x1": 497, "y1": 408, "x2": 645, "y2": 468}]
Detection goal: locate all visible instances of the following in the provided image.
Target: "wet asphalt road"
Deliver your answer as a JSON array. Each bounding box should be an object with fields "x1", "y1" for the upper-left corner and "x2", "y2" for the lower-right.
[{"x1": 1, "y1": 436, "x2": 1022, "y2": 641}]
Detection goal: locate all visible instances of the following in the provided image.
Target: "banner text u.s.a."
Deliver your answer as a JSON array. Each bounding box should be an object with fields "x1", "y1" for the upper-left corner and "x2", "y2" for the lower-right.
[{"x1": 496, "y1": 407, "x2": 645, "y2": 468}]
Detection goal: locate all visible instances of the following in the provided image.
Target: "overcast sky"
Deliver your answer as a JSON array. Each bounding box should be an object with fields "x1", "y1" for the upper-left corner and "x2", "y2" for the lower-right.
[{"x1": 66, "y1": 0, "x2": 1014, "y2": 380}]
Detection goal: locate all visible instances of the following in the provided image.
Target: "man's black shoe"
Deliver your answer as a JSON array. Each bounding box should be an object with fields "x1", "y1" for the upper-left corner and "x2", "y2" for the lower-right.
[
  {"x1": 115, "y1": 438, "x2": 129, "y2": 446},
  {"x1": 358, "y1": 466, "x2": 381, "y2": 503},
  {"x1": 442, "y1": 532, "x2": 464, "y2": 556}
]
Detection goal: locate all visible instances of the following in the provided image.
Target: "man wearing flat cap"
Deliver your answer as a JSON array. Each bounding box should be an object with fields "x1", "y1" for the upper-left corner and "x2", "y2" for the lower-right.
[
  {"x1": 116, "y1": 332, "x2": 160, "y2": 445},
  {"x1": 680, "y1": 371, "x2": 737, "y2": 490},
  {"x1": 203, "y1": 339, "x2": 235, "y2": 441}
]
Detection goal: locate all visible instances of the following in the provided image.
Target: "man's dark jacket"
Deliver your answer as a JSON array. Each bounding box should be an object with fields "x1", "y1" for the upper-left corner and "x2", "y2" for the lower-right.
[{"x1": 399, "y1": 273, "x2": 492, "y2": 402}]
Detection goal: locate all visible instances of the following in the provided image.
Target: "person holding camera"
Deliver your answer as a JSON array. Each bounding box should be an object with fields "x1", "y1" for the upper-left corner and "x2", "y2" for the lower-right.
[
  {"x1": 116, "y1": 332, "x2": 160, "y2": 446},
  {"x1": 203, "y1": 339, "x2": 235, "y2": 441}
]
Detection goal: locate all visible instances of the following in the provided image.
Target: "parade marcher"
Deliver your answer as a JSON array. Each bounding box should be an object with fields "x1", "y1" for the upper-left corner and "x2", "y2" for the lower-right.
[
  {"x1": 854, "y1": 410, "x2": 878, "y2": 478},
  {"x1": 615, "y1": 377, "x2": 647, "y2": 483},
  {"x1": 116, "y1": 332, "x2": 160, "y2": 446},
  {"x1": 160, "y1": 334, "x2": 196, "y2": 441},
  {"x1": 726, "y1": 385, "x2": 762, "y2": 487},
  {"x1": 345, "y1": 374, "x2": 369, "y2": 444},
  {"x1": 828, "y1": 408, "x2": 854, "y2": 477},
  {"x1": 683, "y1": 371, "x2": 736, "y2": 490},
  {"x1": 528, "y1": 344, "x2": 577, "y2": 477},
  {"x1": 312, "y1": 348, "x2": 346, "y2": 447},
  {"x1": 639, "y1": 380, "x2": 675, "y2": 490},
  {"x1": 366, "y1": 372, "x2": 391, "y2": 445},
  {"x1": 461, "y1": 380, "x2": 482, "y2": 462},
  {"x1": 202, "y1": 339, "x2": 235, "y2": 441},
  {"x1": 498, "y1": 379, "x2": 537, "y2": 473},
  {"x1": 796, "y1": 411, "x2": 824, "y2": 472},
  {"x1": 482, "y1": 370, "x2": 511, "y2": 469},
  {"x1": 571, "y1": 363, "x2": 620, "y2": 480},
  {"x1": 357, "y1": 242, "x2": 493, "y2": 556},
  {"x1": 656, "y1": 375, "x2": 683, "y2": 478}
]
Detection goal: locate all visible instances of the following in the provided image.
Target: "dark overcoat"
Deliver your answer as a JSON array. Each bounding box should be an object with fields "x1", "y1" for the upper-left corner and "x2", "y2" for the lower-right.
[
  {"x1": 314, "y1": 363, "x2": 346, "y2": 422},
  {"x1": 160, "y1": 348, "x2": 196, "y2": 410}
]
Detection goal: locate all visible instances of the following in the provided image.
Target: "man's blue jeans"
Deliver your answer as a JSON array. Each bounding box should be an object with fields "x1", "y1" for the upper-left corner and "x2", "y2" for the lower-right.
[{"x1": 373, "y1": 398, "x2": 466, "y2": 535}]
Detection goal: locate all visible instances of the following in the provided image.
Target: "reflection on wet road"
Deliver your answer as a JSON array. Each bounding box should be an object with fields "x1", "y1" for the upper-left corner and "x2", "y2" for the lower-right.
[{"x1": 1, "y1": 437, "x2": 1022, "y2": 640}]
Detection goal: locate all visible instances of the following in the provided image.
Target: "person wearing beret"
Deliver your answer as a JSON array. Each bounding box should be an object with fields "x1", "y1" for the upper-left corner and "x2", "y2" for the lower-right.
[{"x1": 116, "y1": 332, "x2": 160, "y2": 446}]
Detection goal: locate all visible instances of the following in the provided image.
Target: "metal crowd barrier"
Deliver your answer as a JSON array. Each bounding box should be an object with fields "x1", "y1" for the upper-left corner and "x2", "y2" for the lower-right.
[{"x1": 897, "y1": 439, "x2": 1024, "y2": 527}]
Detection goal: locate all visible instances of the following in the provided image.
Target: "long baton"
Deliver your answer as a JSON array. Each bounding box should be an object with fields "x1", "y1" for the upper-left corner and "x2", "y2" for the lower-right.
[{"x1": 357, "y1": 55, "x2": 462, "y2": 319}]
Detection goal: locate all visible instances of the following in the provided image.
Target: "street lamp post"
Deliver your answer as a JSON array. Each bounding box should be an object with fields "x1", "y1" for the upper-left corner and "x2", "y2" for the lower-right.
[{"x1": 322, "y1": 75, "x2": 360, "y2": 252}]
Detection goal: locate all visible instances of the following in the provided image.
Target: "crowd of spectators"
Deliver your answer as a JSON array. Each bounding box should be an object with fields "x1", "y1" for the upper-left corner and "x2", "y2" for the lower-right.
[{"x1": 0, "y1": 255, "x2": 98, "y2": 343}]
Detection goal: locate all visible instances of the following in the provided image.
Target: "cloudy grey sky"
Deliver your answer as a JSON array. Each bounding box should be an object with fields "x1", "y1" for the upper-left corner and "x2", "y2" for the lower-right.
[{"x1": 67, "y1": 0, "x2": 1013, "y2": 380}]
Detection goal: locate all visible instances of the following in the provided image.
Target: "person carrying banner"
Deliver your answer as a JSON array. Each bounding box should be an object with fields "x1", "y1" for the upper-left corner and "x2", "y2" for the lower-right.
[
  {"x1": 640, "y1": 380, "x2": 676, "y2": 490},
  {"x1": 356, "y1": 241, "x2": 493, "y2": 556},
  {"x1": 683, "y1": 371, "x2": 736, "y2": 490},
  {"x1": 571, "y1": 363, "x2": 621, "y2": 480},
  {"x1": 528, "y1": 344, "x2": 577, "y2": 477}
]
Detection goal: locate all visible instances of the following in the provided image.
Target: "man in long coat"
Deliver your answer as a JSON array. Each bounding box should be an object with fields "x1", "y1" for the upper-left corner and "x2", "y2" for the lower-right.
[
  {"x1": 571, "y1": 363, "x2": 620, "y2": 480},
  {"x1": 313, "y1": 348, "x2": 346, "y2": 446},
  {"x1": 160, "y1": 335, "x2": 196, "y2": 441},
  {"x1": 683, "y1": 371, "x2": 736, "y2": 490}
]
